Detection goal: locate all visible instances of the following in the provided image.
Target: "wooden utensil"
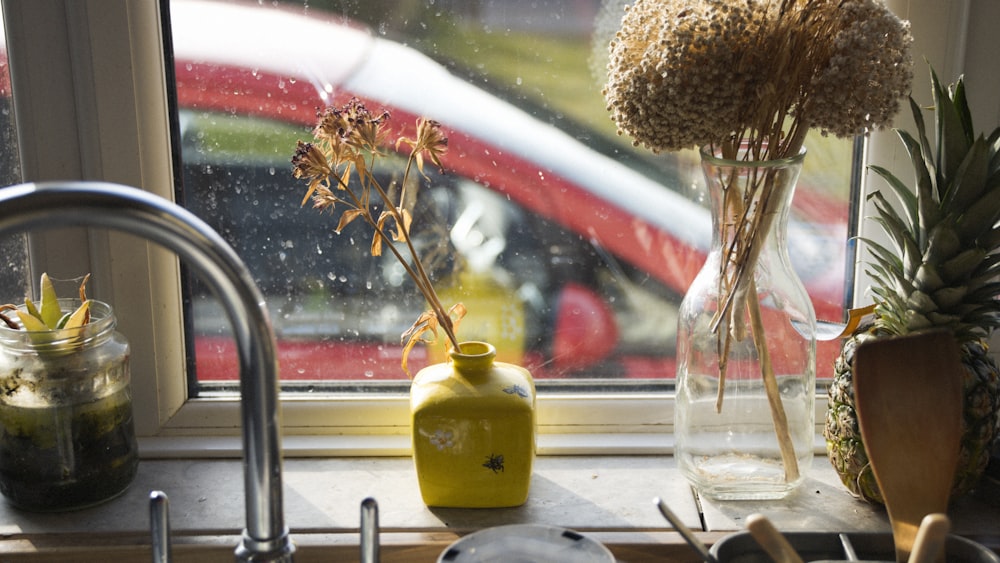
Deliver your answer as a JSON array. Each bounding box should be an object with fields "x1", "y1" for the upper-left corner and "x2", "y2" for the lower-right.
[
  {"x1": 746, "y1": 513, "x2": 804, "y2": 563},
  {"x1": 908, "y1": 513, "x2": 950, "y2": 563},
  {"x1": 853, "y1": 330, "x2": 963, "y2": 563}
]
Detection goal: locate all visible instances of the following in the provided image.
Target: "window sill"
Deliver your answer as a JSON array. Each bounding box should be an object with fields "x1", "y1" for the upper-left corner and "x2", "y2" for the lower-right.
[
  {"x1": 136, "y1": 432, "x2": 678, "y2": 458},
  {"x1": 1, "y1": 455, "x2": 998, "y2": 561}
]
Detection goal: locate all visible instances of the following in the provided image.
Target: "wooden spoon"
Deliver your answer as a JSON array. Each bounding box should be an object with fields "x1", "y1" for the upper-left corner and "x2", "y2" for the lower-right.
[
  {"x1": 853, "y1": 330, "x2": 963, "y2": 563},
  {"x1": 908, "y1": 513, "x2": 950, "y2": 563},
  {"x1": 745, "y1": 513, "x2": 804, "y2": 563}
]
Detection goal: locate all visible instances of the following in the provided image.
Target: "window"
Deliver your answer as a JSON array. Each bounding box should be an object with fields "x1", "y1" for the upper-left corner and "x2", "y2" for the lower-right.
[
  {"x1": 0, "y1": 7, "x2": 28, "y2": 303},
  {"x1": 168, "y1": 0, "x2": 851, "y2": 396},
  {"x1": 2, "y1": 0, "x2": 990, "y2": 450}
]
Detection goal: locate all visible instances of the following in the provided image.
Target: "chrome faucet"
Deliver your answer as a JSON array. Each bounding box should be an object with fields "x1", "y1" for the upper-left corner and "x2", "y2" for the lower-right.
[{"x1": 0, "y1": 182, "x2": 295, "y2": 562}]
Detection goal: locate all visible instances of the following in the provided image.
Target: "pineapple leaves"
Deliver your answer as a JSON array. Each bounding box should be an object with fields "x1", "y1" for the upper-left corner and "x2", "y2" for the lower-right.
[
  {"x1": 924, "y1": 222, "x2": 962, "y2": 265},
  {"x1": 968, "y1": 280, "x2": 1000, "y2": 305},
  {"x1": 868, "y1": 165, "x2": 919, "y2": 236},
  {"x1": 931, "y1": 68, "x2": 973, "y2": 188},
  {"x1": 904, "y1": 290, "x2": 937, "y2": 315},
  {"x1": 976, "y1": 252, "x2": 1000, "y2": 279},
  {"x1": 861, "y1": 66, "x2": 1000, "y2": 348},
  {"x1": 896, "y1": 127, "x2": 939, "y2": 233},
  {"x1": 914, "y1": 262, "x2": 944, "y2": 291},
  {"x1": 965, "y1": 293, "x2": 1000, "y2": 334},
  {"x1": 930, "y1": 286, "x2": 968, "y2": 311},
  {"x1": 942, "y1": 136, "x2": 991, "y2": 230},
  {"x1": 908, "y1": 96, "x2": 935, "y2": 184},
  {"x1": 982, "y1": 224, "x2": 1000, "y2": 251},
  {"x1": 863, "y1": 237, "x2": 910, "y2": 292},
  {"x1": 949, "y1": 73, "x2": 975, "y2": 148},
  {"x1": 866, "y1": 190, "x2": 921, "y2": 276},
  {"x1": 963, "y1": 259, "x2": 1000, "y2": 301},
  {"x1": 988, "y1": 127, "x2": 1000, "y2": 176},
  {"x1": 940, "y1": 247, "x2": 987, "y2": 283},
  {"x1": 959, "y1": 171, "x2": 1000, "y2": 244}
]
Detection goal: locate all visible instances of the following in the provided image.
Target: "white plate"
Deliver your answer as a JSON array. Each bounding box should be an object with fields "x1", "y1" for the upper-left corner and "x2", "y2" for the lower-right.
[{"x1": 437, "y1": 523, "x2": 616, "y2": 563}]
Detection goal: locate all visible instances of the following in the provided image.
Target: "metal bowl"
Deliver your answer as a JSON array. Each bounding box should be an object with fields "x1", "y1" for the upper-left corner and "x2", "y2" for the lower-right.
[{"x1": 437, "y1": 524, "x2": 615, "y2": 563}]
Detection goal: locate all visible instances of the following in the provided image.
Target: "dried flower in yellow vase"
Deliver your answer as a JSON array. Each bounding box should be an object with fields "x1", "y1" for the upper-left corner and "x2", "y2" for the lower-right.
[{"x1": 291, "y1": 98, "x2": 463, "y2": 375}]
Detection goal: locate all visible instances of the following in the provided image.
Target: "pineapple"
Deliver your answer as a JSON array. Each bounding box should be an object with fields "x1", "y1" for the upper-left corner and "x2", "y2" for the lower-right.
[{"x1": 825, "y1": 69, "x2": 1000, "y2": 503}]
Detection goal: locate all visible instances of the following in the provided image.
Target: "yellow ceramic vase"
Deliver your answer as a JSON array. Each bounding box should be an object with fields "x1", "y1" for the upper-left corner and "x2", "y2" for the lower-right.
[{"x1": 410, "y1": 341, "x2": 536, "y2": 508}]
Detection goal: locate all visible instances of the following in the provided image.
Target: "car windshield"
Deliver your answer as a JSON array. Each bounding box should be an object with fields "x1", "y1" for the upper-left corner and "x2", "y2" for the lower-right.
[{"x1": 168, "y1": 0, "x2": 851, "y2": 392}]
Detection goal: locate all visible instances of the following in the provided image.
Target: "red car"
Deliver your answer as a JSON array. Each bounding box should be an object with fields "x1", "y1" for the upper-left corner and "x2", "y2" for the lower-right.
[{"x1": 2, "y1": 0, "x2": 849, "y2": 383}]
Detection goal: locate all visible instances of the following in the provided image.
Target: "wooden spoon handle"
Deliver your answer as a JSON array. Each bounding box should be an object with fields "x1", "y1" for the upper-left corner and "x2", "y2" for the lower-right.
[
  {"x1": 908, "y1": 513, "x2": 950, "y2": 563},
  {"x1": 746, "y1": 513, "x2": 804, "y2": 563}
]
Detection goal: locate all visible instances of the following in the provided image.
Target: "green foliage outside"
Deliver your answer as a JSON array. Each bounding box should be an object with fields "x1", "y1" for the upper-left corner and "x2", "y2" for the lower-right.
[{"x1": 273, "y1": 2, "x2": 852, "y2": 201}]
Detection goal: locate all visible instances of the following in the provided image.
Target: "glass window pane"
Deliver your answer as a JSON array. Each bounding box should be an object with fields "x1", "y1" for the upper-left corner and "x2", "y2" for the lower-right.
[
  {"x1": 0, "y1": 7, "x2": 29, "y2": 304},
  {"x1": 167, "y1": 0, "x2": 849, "y2": 391}
]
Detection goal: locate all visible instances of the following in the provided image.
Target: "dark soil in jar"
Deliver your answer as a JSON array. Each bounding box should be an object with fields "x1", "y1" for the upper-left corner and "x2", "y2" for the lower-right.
[{"x1": 0, "y1": 387, "x2": 138, "y2": 511}]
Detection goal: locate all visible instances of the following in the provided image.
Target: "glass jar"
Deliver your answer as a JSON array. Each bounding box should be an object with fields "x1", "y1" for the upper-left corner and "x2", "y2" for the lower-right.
[
  {"x1": 0, "y1": 299, "x2": 138, "y2": 511},
  {"x1": 674, "y1": 144, "x2": 816, "y2": 500}
]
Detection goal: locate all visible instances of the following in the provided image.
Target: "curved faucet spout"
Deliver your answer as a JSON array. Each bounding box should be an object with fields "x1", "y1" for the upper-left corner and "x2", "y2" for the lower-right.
[{"x1": 0, "y1": 182, "x2": 294, "y2": 562}]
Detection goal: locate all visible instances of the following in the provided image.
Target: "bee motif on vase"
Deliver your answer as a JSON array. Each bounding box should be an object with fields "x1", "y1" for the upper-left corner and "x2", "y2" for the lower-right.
[
  {"x1": 502, "y1": 384, "x2": 529, "y2": 399},
  {"x1": 482, "y1": 453, "x2": 505, "y2": 473}
]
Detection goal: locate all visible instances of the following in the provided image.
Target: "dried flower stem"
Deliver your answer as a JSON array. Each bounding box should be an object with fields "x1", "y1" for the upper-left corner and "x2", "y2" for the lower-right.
[
  {"x1": 710, "y1": 157, "x2": 802, "y2": 480},
  {"x1": 705, "y1": 150, "x2": 802, "y2": 481},
  {"x1": 292, "y1": 99, "x2": 460, "y2": 373},
  {"x1": 367, "y1": 152, "x2": 460, "y2": 351},
  {"x1": 748, "y1": 277, "x2": 800, "y2": 481}
]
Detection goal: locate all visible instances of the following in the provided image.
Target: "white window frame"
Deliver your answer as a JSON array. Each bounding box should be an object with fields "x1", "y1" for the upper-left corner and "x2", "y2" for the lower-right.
[{"x1": 4, "y1": 0, "x2": 996, "y2": 457}]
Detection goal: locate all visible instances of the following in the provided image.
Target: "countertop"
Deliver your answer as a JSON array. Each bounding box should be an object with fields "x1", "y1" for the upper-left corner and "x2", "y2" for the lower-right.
[{"x1": 0, "y1": 455, "x2": 997, "y2": 562}]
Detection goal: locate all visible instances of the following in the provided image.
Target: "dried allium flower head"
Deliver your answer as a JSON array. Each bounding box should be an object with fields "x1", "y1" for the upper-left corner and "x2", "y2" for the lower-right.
[{"x1": 603, "y1": 0, "x2": 913, "y2": 158}]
